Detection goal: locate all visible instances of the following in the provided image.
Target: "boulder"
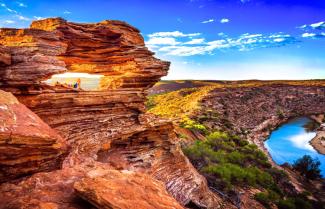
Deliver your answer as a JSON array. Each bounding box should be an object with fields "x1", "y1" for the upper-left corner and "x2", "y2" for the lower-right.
[{"x1": 74, "y1": 169, "x2": 184, "y2": 209}]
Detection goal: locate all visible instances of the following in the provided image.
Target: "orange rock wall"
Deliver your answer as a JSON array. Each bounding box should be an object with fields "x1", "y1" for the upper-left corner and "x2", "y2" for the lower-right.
[{"x1": 0, "y1": 18, "x2": 228, "y2": 208}]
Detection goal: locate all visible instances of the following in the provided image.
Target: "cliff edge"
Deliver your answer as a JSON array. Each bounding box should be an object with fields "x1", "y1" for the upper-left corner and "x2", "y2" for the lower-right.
[{"x1": 0, "y1": 18, "x2": 231, "y2": 208}]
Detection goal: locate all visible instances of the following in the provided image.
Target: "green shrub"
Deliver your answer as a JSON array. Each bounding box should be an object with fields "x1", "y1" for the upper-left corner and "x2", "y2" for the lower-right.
[
  {"x1": 294, "y1": 197, "x2": 312, "y2": 209},
  {"x1": 255, "y1": 192, "x2": 271, "y2": 208},
  {"x1": 202, "y1": 163, "x2": 275, "y2": 190},
  {"x1": 180, "y1": 118, "x2": 208, "y2": 134},
  {"x1": 255, "y1": 190, "x2": 280, "y2": 209},
  {"x1": 277, "y1": 108, "x2": 285, "y2": 119},
  {"x1": 293, "y1": 155, "x2": 322, "y2": 180},
  {"x1": 145, "y1": 95, "x2": 157, "y2": 109},
  {"x1": 227, "y1": 151, "x2": 245, "y2": 165},
  {"x1": 277, "y1": 199, "x2": 296, "y2": 209}
]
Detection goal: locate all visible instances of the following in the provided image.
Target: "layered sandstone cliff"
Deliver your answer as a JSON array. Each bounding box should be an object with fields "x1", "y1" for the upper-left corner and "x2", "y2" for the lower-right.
[
  {"x1": 0, "y1": 18, "x2": 229, "y2": 208},
  {"x1": 0, "y1": 90, "x2": 67, "y2": 183}
]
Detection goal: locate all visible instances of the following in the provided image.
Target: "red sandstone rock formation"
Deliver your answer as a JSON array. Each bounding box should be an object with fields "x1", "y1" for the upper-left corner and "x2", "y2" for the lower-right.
[
  {"x1": 74, "y1": 169, "x2": 184, "y2": 209},
  {"x1": 0, "y1": 18, "x2": 227, "y2": 208},
  {"x1": 0, "y1": 46, "x2": 11, "y2": 66},
  {"x1": 0, "y1": 162, "x2": 184, "y2": 209},
  {"x1": 0, "y1": 90, "x2": 67, "y2": 183}
]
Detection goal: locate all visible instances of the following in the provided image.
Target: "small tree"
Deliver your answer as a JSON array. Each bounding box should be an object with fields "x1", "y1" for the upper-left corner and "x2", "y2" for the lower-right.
[{"x1": 293, "y1": 155, "x2": 322, "y2": 180}]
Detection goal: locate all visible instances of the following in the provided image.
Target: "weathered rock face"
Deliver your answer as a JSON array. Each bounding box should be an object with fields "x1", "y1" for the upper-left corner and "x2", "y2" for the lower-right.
[
  {"x1": 0, "y1": 46, "x2": 11, "y2": 66},
  {"x1": 0, "y1": 162, "x2": 183, "y2": 209},
  {"x1": 0, "y1": 17, "x2": 169, "y2": 90},
  {"x1": 74, "y1": 168, "x2": 184, "y2": 209},
  {"x1": 0, "y1": 90, "x2": 67, "y2": 183},
  {"x1": 97, "y1": 116, "x2": 226, "y2": 208},
  {"x1": 0, "y1": 18, "x2": 226, "y2": 208}
]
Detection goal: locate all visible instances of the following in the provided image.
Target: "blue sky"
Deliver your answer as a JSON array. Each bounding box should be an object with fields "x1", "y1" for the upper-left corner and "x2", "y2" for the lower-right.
[{"x1": 1, "y1": 0, "x2": 325, "y2": 80}]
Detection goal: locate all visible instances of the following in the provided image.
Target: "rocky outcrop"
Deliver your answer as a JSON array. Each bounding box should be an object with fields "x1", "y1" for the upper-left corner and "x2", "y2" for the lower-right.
[
  {"x1": 97, "y1": 116, "x2": 227, "y2": 208},
  {"x1": 311, "y1": 129, "x2": 325, "y2": 155},
  {"x1": 0, "y1": 46, "x2": 11, "y2": 66},
  {"x1": 0, "y1": 18, "x2": 226, "y2": 208},
  {"x1": 0, "y1": 162, "x2": 183, "y2": 209},
  {"x1": 0, "y1": 17, "x2": 168, "y2": 91},
  {"x1": 0, "y1": 90, "x2": 67, "y2": 183},
  {"x1": 74, "y1": 169, "x2": 184, "y2": 209}
]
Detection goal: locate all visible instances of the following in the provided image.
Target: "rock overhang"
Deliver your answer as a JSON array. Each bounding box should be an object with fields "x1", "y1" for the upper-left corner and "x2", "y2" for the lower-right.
[{"x1": 0, "y1": 17, "x2": 170, "y2": 92}]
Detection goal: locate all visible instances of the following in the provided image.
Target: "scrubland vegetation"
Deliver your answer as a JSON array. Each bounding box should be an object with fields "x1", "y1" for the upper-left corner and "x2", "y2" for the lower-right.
[
  {"x1": 147, "y1": 80, "x2": 325, "y2": 209},
  {"x1": 182, "y1": 121, "x2": 323, "y2": 209},
  {"x1": 147, "y1": 80, "x2": 325, "y2": 121},
  {"x1": 147, "y1": 86, "x2": 216, "y2": 120}
]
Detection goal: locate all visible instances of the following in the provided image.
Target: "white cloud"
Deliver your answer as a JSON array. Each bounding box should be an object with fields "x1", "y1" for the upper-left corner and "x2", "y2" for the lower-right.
[
  {"x1": 273, "y1": 38, "x2": 285, "y2": 42},
  {"x1": 146, "y1": 37, "x2": 180, "y2": 45},
  {"x1": 240, "y1": 0, "x2": 250, "y2": 3},
  {"x1": 220, "y1": 18, "x2": 230, "y2": 24},
  {"x1": 4, "y1": 20, "x2": 15, "y2": 24},
  {"x1": 310, "y1": 21, "x2": 325, "y2": 29},
  {"x1": 302, "y1": 33, "x2": 316, "y2": 38},
  {"x1": 148, "y1": 31, "x2": 201, "y2": 38},
  {"x1": 16, "y1": 15, "x2": 30, "y2": 21},
  {"x1": 18, "y1": 2, "x2": 27, "y2": 7},
  {"x1": 33, "y1": 16, "x2": 45, "y2": 20},
  {"x1": 63, "y1": 10, "x2": 71, "y2": 14},
  {"x1": 0, "y1": 3, "x2": 18, "y2": 13},
  {"x1": 164, "y1": 46, "x2": 207, "y2": 56},
  {"x1": 299, "y1": 21, "x2": 325, "y2": 30},
  {"x1": 288, "y1": 132, "x2": 316, "y2": 152},
  {"x1": 147, "y1": 31, "x2": 297, "y2": 57},
  {"x1": 201, "y1": 19, "x2": 214, "y2": 24},
  {"x1": 183, "y1": 38, "x2": 205, "y2": 45},
  {"x1": 240, "y1": 33, "x2": 262, "y2": 39}
]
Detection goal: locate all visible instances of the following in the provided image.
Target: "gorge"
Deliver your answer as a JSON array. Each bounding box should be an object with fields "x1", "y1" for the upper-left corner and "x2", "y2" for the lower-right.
[{"x1": 0, "y1": 18, "x2": 324, "y2": 209}]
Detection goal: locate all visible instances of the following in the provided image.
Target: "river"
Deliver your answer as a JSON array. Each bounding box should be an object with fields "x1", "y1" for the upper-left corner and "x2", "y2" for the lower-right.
[{"x1": 265, "y1": 117, "x2": 325, "y2": 177}]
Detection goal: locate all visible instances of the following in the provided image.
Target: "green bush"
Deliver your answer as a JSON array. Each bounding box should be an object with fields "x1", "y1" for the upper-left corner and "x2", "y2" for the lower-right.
[
  {"x1": 277, "y1": 199, "x2": 296, "y2": 209},
  {"x1": 183, "y1": 131, "x2": 281, "y2": 191},
  {"x1": 255, "y1": 190, "x2": 281, "y2": 209},
  {"x1": 180, "y1": 118, "x2": 208, "y2": 134},
  {"x1": 202, "y1": 163, "x2": 275, "y2": 190},
  {"x1": 182, "y1": 126, "x2": 321, "y2": 208},
  {"x1": 277, "y1": 197, "x2": 313, "y2": 209},
  {"x1": 255, "y1": 192, "x2": 272, "y2": 208},
  {"x1": 293, "y1": 155, "x2": 322, "y2": 180}
]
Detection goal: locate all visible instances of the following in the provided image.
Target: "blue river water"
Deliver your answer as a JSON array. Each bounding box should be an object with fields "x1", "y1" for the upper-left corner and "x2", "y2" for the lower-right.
[{"x1": 265, "y1": 117, "x2": 325, "y2": 177}]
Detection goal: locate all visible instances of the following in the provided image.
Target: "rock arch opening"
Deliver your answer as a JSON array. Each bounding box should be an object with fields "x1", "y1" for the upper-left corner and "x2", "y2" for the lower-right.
[{"x1": 44, "y1": 72, "x2": 104, "y2": 91}]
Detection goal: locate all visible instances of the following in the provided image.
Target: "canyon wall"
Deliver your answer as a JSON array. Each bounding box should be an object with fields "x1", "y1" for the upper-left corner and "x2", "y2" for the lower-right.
[
  {"x1": 0, "y1": 18, "x2": 230, "y2": 208},
  {"x1": 197, "y1": 84, "x2": 325, "y2": 148}
]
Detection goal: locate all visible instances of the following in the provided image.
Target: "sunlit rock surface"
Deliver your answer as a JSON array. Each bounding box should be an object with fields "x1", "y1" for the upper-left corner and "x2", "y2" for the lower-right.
[
  {"x1": 74, "y1": 168, "x2": 184, "y2": 209},
  {"x1": 0, "y1": 46, "x2": 11, "y2": 66},
  {"x1": 0, "y1": 90, "x2": 67, "y2": 183},
  {"x1": 0, "y1": 18, "x2": 227, "y2": 208}
]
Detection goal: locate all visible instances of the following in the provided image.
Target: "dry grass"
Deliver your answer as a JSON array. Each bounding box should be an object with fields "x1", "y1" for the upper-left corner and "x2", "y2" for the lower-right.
[
  {"x1": 147, "y1": 85, "x2": 217, "y2": 120},
  {"x1": 148, "y1": 80, "x2": 325, "y2": 120}
]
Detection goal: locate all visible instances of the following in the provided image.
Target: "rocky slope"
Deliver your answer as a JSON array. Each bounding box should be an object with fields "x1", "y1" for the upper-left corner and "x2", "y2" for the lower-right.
[
  {"x1": 0, "y1": 18, "x2": 231, "y2": 208},
  {"x1": 148, "y1": 81, "x2": 325, "y2": 207},
  {"x1": 197, "y1": 84, "x2": 325, "y2": 151}
]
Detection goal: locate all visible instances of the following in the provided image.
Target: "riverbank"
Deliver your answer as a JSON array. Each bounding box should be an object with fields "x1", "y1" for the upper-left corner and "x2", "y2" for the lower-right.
[
  {"x1": 310, "y1": 130, "x2": 325, "y2": 155},
  {"x1": 309, "y1": 114, "x2": 325, "y2": 155}
]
